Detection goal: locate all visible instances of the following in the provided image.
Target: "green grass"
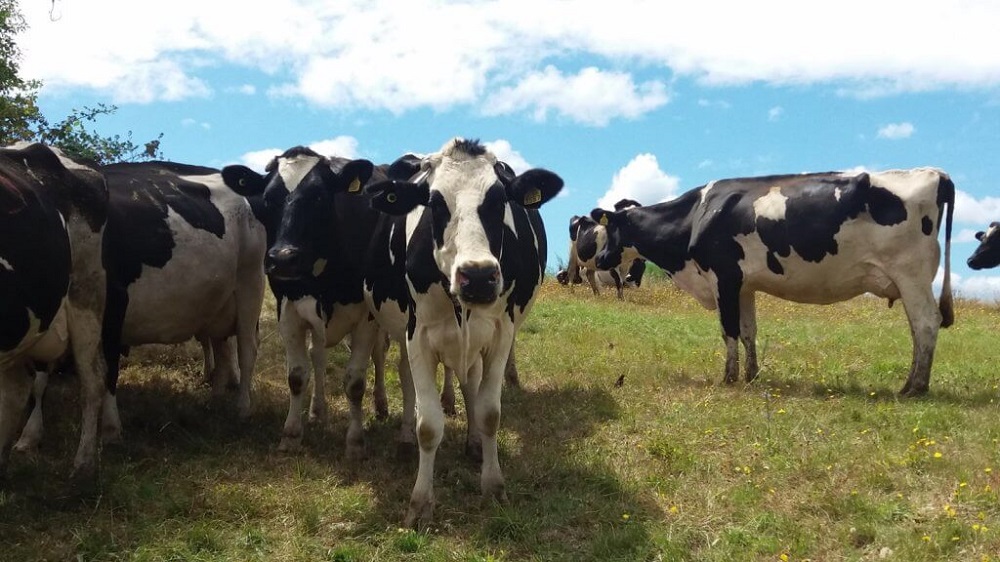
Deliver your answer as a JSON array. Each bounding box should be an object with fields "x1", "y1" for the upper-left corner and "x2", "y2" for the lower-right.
[{"x1": 3, "y1": 280, "x2": 1000, "y2": 561}]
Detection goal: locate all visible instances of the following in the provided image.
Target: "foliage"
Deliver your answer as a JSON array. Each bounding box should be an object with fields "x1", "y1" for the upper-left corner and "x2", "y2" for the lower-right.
[{"x1": 0, "y1": 0, "x2": 163, "y2": 163}]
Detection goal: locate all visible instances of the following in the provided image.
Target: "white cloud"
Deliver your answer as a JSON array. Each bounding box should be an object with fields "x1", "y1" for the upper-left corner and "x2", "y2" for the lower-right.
[
  {"x1": 484, "y1": 139, "x2": 531, "y2": 174},
  {"x1": 239, "y1": 135, "x2": 360, "y2": 171},
  {"x1": 768, "y1": 106, "x2": 784, "y2": 121},
  {"x1": 19, "y1": 1, "x2": 1000, "y2": 112},
  {"x1": 955, "y1": 189, "x2": 1000, "y2": 226},
  {"x1": 877, "y1": 122, "x2": 915, "y2": 140},
  {"x1": 181, "y1": 118, "x2": 211, "y2": 130},
  {"x1": 955, "y1": 228, "x2": 982, "y2": 244},
  {"x1": 940, "y1": 268, "x2": 1000, "y2": 302},
  {"x1": 484, "y1": 66, "x2": 669, "y2": 127},
  {"x1": 597, "y1": 154, "x2": 680, "y2": 210}
]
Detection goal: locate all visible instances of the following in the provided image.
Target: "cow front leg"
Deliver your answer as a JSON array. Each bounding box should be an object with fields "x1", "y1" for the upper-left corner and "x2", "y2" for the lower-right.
[
  {"x1": 68, "y1": 302, "x2": 107, "y2": 482},
  {"x1": 278, "y1": 314, "x2": 310, "y2": 452},
  {"x1": 440, "y1": 366, "x2": 457, "y2": 417},
  {"x1": 372, "y1": 330, "x2": 389, "y2": 421},
  {"x1": 459, "y1": 358, "x2": 484, "y2": 462},
  {"x1": 717, "y1": 283, "x2": 742, "y2": 384},
  {"x1": 898, "y1": 282, "x2": 942, "y2": 397},
  {"x1": 209, "y1": 337, "x2": 239, "y2": 397},
  {"x1": 503, "y1": 339, "x2": 520, "y2": 388},
  {"x1": 307, "y1": 330, "x2": 328, "y2": 424},
  {"x1": 477, "y1": 329, "x2": 513, "y2": 502},
  {"x1": 14, "y1": 368, "x2": 50, "y2": 453},
  {"x1": 404, "y1": 336, "x2": 444, "y2": 530},
  {"x1": 344, "y1": 321, "x2": 378, "y2": 460},
  {"x1": 585, "y1": 268, "x2": 600, "y2": 296},
  {"x1": 610, "y1": 268, "x2": 625, "y2": 300},
  {"x1": 739, "y1": 292, "x2": 759, "y2": 382},
  {"x1": 0, "y1": 364, "x2": 34, "y2": 475},
  {"x1": 395, "y1": 346, "x2": 417, "y2": 461}
]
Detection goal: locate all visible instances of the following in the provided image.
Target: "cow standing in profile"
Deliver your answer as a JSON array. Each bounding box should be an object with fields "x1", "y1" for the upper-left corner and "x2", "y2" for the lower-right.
[
  {"x1": 356, "y1": 138, "x2": 563, "y2": 528},
  {"x1": 592, "y1": 168, "x2": 954, "y2": 396},
  {"x1": 0, "y1": 143, "x2": 108, "y2": 481}
]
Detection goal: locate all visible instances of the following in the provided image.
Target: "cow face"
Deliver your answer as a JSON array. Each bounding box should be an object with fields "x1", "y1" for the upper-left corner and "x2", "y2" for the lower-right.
[
  {"x1": 589, "y1": 208, "x2": 630, "y2": 271},
  {"x1": 968, "y1": 222, "x2": 1000, "y2": 270},
  {"x1": 222, "y1": 146, "x2": 373, "y2": 281},
  {"x1": 365, "y1": 138, "x2": 562, "y2": 307}
]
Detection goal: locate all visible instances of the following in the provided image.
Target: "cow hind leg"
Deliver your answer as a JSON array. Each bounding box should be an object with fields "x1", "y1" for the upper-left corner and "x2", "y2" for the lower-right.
[
  {"x1": 440, "y1": 367, "x2": 457, "y2": 417},
  {"x1": 209, "y1": 337, "x2": 239, "y2": 397},
  {"x1": 585, "y1": 269, "x2": 600, "y2": 296},
  {"x1": 739, "y1": 293, "x2": 759, "y2": 382},
  {"x1": 343, "y1": 321, "x2": 378, "y2": 460},
  {"x1": 14, "y1": 368, "x2": 50, "y2": 453},
  {"x1": 503, "y1": 339, "x2": 520, "y2": 388},
  {"x1": 459, "y1": 358, "x2": 484, "y2": 462},
  {"x1": 611, "y1": 268, "x2": 625, "y2": 300},
  {"x1": 372, "y1": 330, "x2": 389, "y2": 421},
  {"x1": 897, "y1": 283, "x2": 942, "y2": 397},
  {"x1": 0, "y1": 364, "x2": 34, "y2": 474},
  {"x1": 717, "y1": 284, "x2": 742, "y2": 384}
]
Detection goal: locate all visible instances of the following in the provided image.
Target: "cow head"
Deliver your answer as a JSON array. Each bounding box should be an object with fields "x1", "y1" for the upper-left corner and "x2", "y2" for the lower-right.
[
  {"x1": 363, "y1": 138, "x2": 562, "y2": 306},
  {"x1": 222, "y1": 146, "x2": 373, "y2": 281},
  {"x1": 968, "y1": 222, "x2": 1000, "y2": 270},
  {"x1": 589, "y1": 207, "x2": 632, "y2": 271}
]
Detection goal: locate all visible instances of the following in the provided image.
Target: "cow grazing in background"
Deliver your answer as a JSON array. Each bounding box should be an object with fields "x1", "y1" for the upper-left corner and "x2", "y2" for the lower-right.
[
  {"x1": 968, "y1": 222, "x2": 1000, "y2": 271},
  {"x1": 357, "y1": 137, "x2": 563, "y2": 528},
  {"x1": 20, "y1": 162, "x2": 267, "y2": 448},
  {"x1": 0, "y1": 143, "x2": 108, "y2": 480},
  {"x1": 562, "y1": 199, "x2": 646, "y2": 299},
  {"x1": 222, "y1": 147, "x2": 388, "y2": 457},
  {"x1": 592, "y1": 168, "x2": 954, "y2": 396}
]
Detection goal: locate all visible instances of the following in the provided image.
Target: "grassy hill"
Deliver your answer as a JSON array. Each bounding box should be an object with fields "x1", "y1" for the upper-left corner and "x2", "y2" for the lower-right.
[{"x1": 2, "y1": 279, "x2": 998, "y2": 561}]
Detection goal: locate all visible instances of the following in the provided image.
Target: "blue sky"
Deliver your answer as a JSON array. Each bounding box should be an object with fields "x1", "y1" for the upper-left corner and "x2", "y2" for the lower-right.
[{"x1": 18, "y1": 0, "x2": 1000, "y2": 300}]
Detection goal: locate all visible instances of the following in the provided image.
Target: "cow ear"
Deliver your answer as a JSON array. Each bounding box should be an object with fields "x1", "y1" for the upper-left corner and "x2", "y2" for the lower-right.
[
  {"x1": 506, "y1": 168, "x2": 563, "y2": 209},
  {"x1": 387, "y1": 154, "x2": 423, "y2": 181},
  {"x1": 222, "y1": 165, "x2": 266, "y2": 197},
  {"x1": 366, "y1": 180, "x2": 430, "y2": 215},
  {"x1": 336, "y1": 159, "x2": 374, "y2": 194},
  {"x1": 976, "y1": 231, "x2": 986, "y2": 242},
  {"x1": 589, "y1": 208, "x2": 620, "y2": 227}
]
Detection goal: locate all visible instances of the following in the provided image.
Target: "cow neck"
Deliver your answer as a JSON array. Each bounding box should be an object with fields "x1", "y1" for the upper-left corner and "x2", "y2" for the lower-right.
[{"x1": 626, "y1": 189, "x2": 701, "y2": 275}]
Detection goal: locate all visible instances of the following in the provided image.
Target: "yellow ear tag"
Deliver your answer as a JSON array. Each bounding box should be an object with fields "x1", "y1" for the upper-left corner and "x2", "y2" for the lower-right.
[
  {"x1": 523, "y1": 188, "x2": 542, "y2": 206},
  {"x1": 599, "y1": 214, "x2": 609, "y2": 226},
  {"x1": 347, "y1": 178, "x2": 361, "y2": 193},
  {"x1": 386, "y1": 192, "x2": 397, "y2": 203}
]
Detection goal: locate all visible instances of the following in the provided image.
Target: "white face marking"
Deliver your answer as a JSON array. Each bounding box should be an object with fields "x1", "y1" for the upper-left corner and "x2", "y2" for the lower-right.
[
  {"x1": 753, "y1": 186, "x2": 787, "y2": 221},
  {"x1": 278, "y1": 155, "x2": 321, "y2": 192},
  {"x1": 0, "y1": 256, "x2": 12, "y2": 272}
]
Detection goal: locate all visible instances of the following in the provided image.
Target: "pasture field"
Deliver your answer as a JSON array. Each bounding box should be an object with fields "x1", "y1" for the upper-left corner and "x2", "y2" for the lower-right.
[{"x1": 2, "y1": 278, "x2": 1000, "y2": 561}]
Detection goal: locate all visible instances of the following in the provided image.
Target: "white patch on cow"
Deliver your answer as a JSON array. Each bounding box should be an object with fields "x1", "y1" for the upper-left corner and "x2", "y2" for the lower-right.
[
  {"x1": 277, "y1": 154, "x2": 322, "y2": 192},
  {"x1": 388, "y1": 223, "x2": 396, "y2": 266},
  {"x1": 752, "y1": 186, "x2": 787, "y2": 221},
  {"x1": 669, "y1": 261, "x2": 717, "y2": 310},
  {"x1": 312, "y1": 258, "x2": 327, "y2": 277},
  {"x1": 0, "y1": 256, "x2": 12, "y2": 272},
  {"x1": 699, "y1": 180, "x2": 716, "y2": 205},
  {"x1": 834, "y1": 187, "x2": 842, "y2": 201}
]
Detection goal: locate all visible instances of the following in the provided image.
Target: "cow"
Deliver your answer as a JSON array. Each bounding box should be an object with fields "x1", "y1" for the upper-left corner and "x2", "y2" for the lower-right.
[
  {"x1": 968, "y1": 222, "x2": 1000, "y2": 271},
  {"x1": 591, "y1": 168, "x2": 954, "y2": 396},
  {"x1": 560, "y1": 199, "x2": 646, "y2": 299},
  {"x1": 355, "y1": 137, "x2": 563, "y2": 528},
  {"x1": 221, "y1": 147, "x2": 391, "y2": 457},
  {"x1": 1, "y1": 143, "x2": 108, "y2": 480}
]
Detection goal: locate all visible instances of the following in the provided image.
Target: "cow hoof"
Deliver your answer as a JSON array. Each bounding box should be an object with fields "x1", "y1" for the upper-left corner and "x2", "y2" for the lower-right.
[
  {"x1": 899, "y1": 385, "x2": 928, "y2": 398},
  {"x1": 345, "y1": 440, "x2": 367, "y2": 461},
  {"x1": 68, "y1": 463, "x2": 98, "y2": 491},
  {"x1": 13, "y1": 436, "x2": 40, "y2": 455},
  {"x1": 307, "y1": 409, "x2": 326, "y2": 424},
  {"x1": 404, "y1": 497, "x2": 435, "y2": 531},
  {"x1": 482, "y1": 480, "x2": 507, "y2": 503},
  {"x1": 374, "y1": 400, "x2": 389, "y2": 422},
  {"x1": 396, "y1": 441, "x2": 418, "y2": 462},
  {"x1": 504, "y1": 370, "x2": 521, "y2": 388},
  {"x1": 277, "y1": 437, "x2": 302, "y2": 453},
  {"x1": 101, "y1": 429, "x2": 124, "y2": 447}
]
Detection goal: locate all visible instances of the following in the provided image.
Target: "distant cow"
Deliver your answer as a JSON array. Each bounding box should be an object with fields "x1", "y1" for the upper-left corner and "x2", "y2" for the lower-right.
[
  {"x1": 357, "y1": 138, "x2": 563, "y2": 528},
  {"x1": 222, "y1": 147, "x2": 389, "y2": 457},
  {"x1": 591, "y1": 168, "x2": 954, "y2": 396},
  {"x1": 561, "y1": 199, "x2": 646, "y2": 299},
  {"x1": 968, "y1": 222, "x2": 1000, "y2": 271},
  {"x1": 1, "y1": 143, "x2": 108, "y2": 480}
]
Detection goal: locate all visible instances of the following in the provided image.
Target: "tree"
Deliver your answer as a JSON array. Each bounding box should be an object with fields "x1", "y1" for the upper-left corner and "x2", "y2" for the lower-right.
[{"x1": 0, "y1": 0, "x2": 164, "y2": 164}]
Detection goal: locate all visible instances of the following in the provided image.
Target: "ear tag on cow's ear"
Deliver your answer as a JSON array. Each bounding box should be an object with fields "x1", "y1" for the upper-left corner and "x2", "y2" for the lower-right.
[
  {"x1": 386, "y1": 192, "x2": 398, "y2": 203},
  {"x1": 348, "y1": 178, "x2": 361, "y2": 193},
  {"x1": 599, "y1": 214, "x2": 609, "y2": 226},
  {"x1": 523, "y1": 188, "x2": 542, "y2": 206}
]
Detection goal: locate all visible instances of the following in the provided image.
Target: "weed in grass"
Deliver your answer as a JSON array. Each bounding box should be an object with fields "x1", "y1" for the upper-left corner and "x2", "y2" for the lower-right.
[{"x1": 393, "y1": 529, "x2": 430, "y2": 553}]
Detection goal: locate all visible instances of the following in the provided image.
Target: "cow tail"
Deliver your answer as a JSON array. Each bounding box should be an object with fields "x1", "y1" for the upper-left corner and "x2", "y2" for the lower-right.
[{"x1": 938, "y1": 174, "x2": 955, "y2": 328}]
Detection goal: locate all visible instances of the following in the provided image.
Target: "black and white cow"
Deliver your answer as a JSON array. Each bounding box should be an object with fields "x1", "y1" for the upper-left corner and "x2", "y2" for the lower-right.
[
  {"x1": 222, "y1": 147, "x2": 389, "y2": 457},
  {"x1": 356, "y1": 138, "x2": 562, "y2": 528},
  {"x1": 591, "y1": 168, "x2": 954, "y2": 396},
  {"x1": 0, "y1": 143, "x2": 108, "y2": 480},
  {"x1": 561, "y1": 211, "x2": 645, "y2": 299},
  {"x1": 968, "y1": 222, "x2": 1000, "y2": 271}
]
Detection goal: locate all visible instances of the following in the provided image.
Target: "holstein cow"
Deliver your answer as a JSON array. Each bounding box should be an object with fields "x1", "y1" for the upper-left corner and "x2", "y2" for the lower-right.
[
  {"x1": 221, "y1": 147, "x2": 389, "y2": 456},
  {"x1": 0, "y1": 143, "x2": 108, "y2": 480},
  {"x1": 591, "y1": 168, "x2": 954, "y2": 396},
  {"x1": 357, "y1": 138, "x2": 562, "y2": 528},
  {"x1": 968, "y1": 222, "x2": 1000, "y2": 271},
  {"x1": 560, "y1": 199, "x2": 646, "y2": 299}
]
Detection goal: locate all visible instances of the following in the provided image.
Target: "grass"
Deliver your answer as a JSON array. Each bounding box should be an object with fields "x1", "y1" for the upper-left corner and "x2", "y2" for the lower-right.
[{"x1": 2, "y1": 279, "x2": 1000, "y2": 561}]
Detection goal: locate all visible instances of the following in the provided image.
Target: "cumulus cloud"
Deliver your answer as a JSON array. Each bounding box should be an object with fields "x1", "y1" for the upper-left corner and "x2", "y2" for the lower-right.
[
  {"x1": 484, "y1": 139, "x2": 531, "y2": 174},
  {"x1": 484, "y1": 66, "x2": 669, "y2": 127},
  {"x1": 940, "y1": 269, "x2": 1000, "y2": 302},
  {"x1": 19, "y1": 1, "x2": 1000, "y2": 114},
  {"x1": 877, "y1": 122, "x2": 916, "y2": 140},
  {"x1": 955, "y1": 189, "x2": 1000, "y2": 226},
  {"x1": 239, "y1": 135, "x2": 360, "y2": 171},
  {"x1": 597, "y1": 154, "x2": 681, "y2": 210}
]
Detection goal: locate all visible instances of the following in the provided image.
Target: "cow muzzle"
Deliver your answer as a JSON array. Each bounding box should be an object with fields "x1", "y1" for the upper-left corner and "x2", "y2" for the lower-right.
[
  {"x1": 266, "y1": 246, "x2": 308, "y2": 281},
  {"x1": 455, "y1": 262, "x2": 501, "y2": 305}
]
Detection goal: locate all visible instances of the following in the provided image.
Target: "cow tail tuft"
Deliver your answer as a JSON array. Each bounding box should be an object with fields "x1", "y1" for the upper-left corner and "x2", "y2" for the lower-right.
[{"x1": 938, "y1": 173, "x2": 955, "y2": 328}]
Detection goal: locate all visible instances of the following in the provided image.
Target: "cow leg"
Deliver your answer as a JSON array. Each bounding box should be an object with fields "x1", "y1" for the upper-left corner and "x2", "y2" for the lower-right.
[
  {"x1": 739, "y1": 292, "x2": 759, "y2": 382},
  {"x1": 235, "y1": 273, "x2": 264, "y2": 420},
  {"x1": 396, "y1": 346, "x2": 418, "y2": 461},
  {"x1": 198, "y1": 335, "x2": 214, "y2": 386},
  {"x1": 101, "y1": 391, "x2": 123, "y2": 445},
  {"x1": 460, "y1": 358, "x2": 483, "y2": 462},
  {"x1": 404, "y1": 336, "x2": 445, "y2": 530},
  {"x1": 0, "y1": 364, "x2": 34, "y2": 474},
  {"x1": 68, "y1": 301, "x2": 107, "y2": 482},
  {"x1": 372, "y1": 330, "x2": 389, "y2": 421},
  {"x1": 343, "y1": 320, "x2": 378, "y2": 460},
  {"x1": 440, "y1": 367, "x2": 457, "y2": 417},
  {"x1": 477, "y1": 327, "x2": 513, "y2": 503},
  {"x1": 610, "y1": 268, "x2": 625, "y2": 300},
  {"x1": 717, "y1": 282, "x2": 742, "y2": 384},
  {"x1": 209, "y1": 337, "x2": 239, "y2": 397},
  {"x1": 100, "y1": 284, "x2": 126, "y2": 445},
  {"x1": 278, "y1": 310, "x2": 310, "y2": 452},
  {"x1": 585, "y1": 268, "x2": 600, "y2": 296},
  {"x1": 14, "y1": 368, "x2": 50, "y2": 453},
  {"x1": 503, "y1": 338, "x2": 520, "y2": 388},
  {"x1": 307, "y1": 329, "x2": 328, "y2": 424},
  {"x1": 898, "y1": 283, "x2": 941, "y2": 397}
]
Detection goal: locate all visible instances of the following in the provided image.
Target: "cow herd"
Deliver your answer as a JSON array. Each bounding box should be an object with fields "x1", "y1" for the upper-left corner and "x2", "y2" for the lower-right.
[{"x1": 2, "y1": 138, "x2": 999, "y2": 529}]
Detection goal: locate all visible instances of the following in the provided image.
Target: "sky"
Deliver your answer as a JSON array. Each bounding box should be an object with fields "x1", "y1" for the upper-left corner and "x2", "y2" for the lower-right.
[{"x1": 17, "y1": 0, "x2": 1000, "y2": 301}]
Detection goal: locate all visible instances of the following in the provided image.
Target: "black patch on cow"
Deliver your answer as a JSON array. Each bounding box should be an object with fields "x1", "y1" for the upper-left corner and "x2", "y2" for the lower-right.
[
  {"x1": 427, "y1": 191, "x2": 451, "y2": 249},
  {"x1": 921, "y1": 216, "x2": 933, "y2": 235},
  {"x1": 479, "y1": 184, "x2": 507, "y2": 258},
  {"x1": 404, "y1": 209, "x2": 441, "y2": 296},
  {"x1": 766, "y1": 252, "x2": 784, "y2": 275},
  {"x1": 453, "y1": 138, "x2": 487, "y2": 157},
  {"x1": 866, "y1": 186, "x2": 907, "y2": 226},
  {"x1": 365, "y1": 214, "x2": 409, "y2": 315}
]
